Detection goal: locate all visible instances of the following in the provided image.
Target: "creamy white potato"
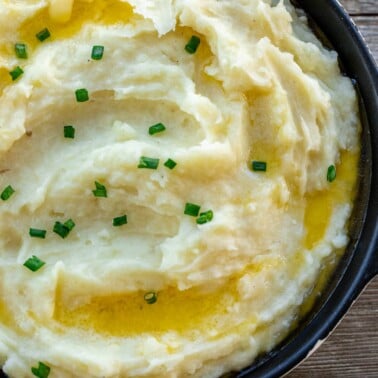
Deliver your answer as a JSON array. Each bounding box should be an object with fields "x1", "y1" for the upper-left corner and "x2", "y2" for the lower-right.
[{"x1": 0, "y1": 0, "x2": 359, "y2": 377}]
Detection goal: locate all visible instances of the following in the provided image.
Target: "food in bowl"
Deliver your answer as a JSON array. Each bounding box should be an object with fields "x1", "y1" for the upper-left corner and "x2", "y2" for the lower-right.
[{"x1": 0, "y1": 0, "x2": 360, "y2": 377}]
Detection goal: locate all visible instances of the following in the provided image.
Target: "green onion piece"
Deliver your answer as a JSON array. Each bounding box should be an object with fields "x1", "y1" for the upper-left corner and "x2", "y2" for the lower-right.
[
  {"x1": 196, "y1": 210, "x2": 213, "y2": 225},
  {"x1": 36, "y1": 28, "x2": 51, "y2": 42},
  {"x1": 144, "y1": 291, "x2": 157, "y2": 304},
  {"x1": 252, "y1": 161, "x2": 267, "y2": 172},
  {"x1": 1, "y1": 185, "x2": 15, "y2": 201},
  {"x1": 64, "y1": 125, "x2": 75, "y2": 139},
  {"x1": 91, "y1": 45, "x2": 104, "y2": 60},
  {"x1": 148, "y1": 122, "x2": 166, "y2": 135},
  {"x1": 184, "y1": 202, "x2": 201, "y2": 217},
  {"x1": 92, "y1": 181, "x2": 107, "y2": 198},
  {"x1": 164, "y1": 158, "x2": 177, "y2": 170},
  {"x1": 138, "y1": 156, "x2": 159, "y2": 169},
  {"x1": 15, "y1": 43, "x2": 28, "y2": 59},
  {"x1": 75, "y1": 88, "x2": 89, "y2": 102},
  {"x1": 327, "y1": 164, "x2": 336, "y2": 182},
  {"x1": 31, "y1": 361, "x2": 51, "y2": 378},
  {"x1": 29, "y1": 228, "x2": 47, "y2": 239},
  {"x1": 9, "y1": 66, "x2": 24, "y2": 81},
  {"x1": 53, "y1": 219, "x2": 75, "y2": 239},
  {"x1": 23, "y1": 255, "x2": 45, "y2": 272},
  {"x1": 185, "y1": 35, "x2": 201, "y2": 54},
  {"x1": 53, "y1": 222, "x2": 69, "y2": 238},
  {"x1": 64, "y1": 218, "x2": 76, "y2": 231},
  {"x1": 113, "y1": 214, "x2": 127, "y2": 227}
]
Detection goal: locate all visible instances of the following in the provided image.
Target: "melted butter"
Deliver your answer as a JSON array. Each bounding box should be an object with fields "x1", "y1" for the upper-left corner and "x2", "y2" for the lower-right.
[
  {"x1": 19, "y1": 0, "x2": 134, "y2": 50},
  {"x1": 0, "y1": 67, "x2": 12, "y2": 96},
  {"x1": 304, "y1": 149, "x2": 359, "y2": 249},
  {"x1": 0, "y1": 299, "x2": 15, "y2": 328},
  {"x1": 54, "y1": 278, "x2": 239, "y2": 336}
]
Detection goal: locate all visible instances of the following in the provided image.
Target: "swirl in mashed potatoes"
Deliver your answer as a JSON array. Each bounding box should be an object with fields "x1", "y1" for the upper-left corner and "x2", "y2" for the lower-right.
[{"x1": 0, "y1": 0, "x2": 359, "y2": 377}]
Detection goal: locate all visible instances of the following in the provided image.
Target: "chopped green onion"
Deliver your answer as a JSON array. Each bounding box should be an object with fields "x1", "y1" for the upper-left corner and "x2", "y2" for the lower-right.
[
  {"x1": 92, "y1": 181, "x2": 107, "y2": 198},
  {"x1": 251, "y1": 161, "x2": 267, "y2": 172},
  {"x1": 164, "y1": 158, "x2": 177, "y2": 170},
  {"x1": 36, "y1": 28, "x2": 51, "y2": 42},
  {"x1": 138, "y1": 156, "x2": 159, "y2": 170},
  {"x1": 144, "y1": 291, "x2": 157, "y2": 304},
  {"x1": 53, "y1": 222, "x2": 69, "y2": 238},
  {"x1": 184, "y1": 202, "x2": 201, "y2": 217},
  {"x1": 113, "y1": 214, "x2": 127, "y2": 227},
  {"x1": 196, "y1": 210, "x2": 213, "y2": 225},
  {"x1": 75, "y1": 88, "x2": 89, "y2": 102},
  {"x1": 23, "y1": 255, "x2": 45, "y2": 272},
  {"x1": 148, "y1": 122, "x2": 166, "y2": 135},
  {"x1": 15, "y1": 43, "x2": 28, "y2": 59},
  {"x1": 185, "y1": 35, "x2": 201, "y2": 54},
  {"x1": 9, "y1": 66, "x2": 24, "y2": 81},
  {"x1": 91, "y1": 45, "x2": 104, "y2": 60},
  {"x1": 64, "y1": 218, "x2": 76, "y2": 231},
  {"x1": 31, "y1": 361, "x2": 50, "y2": 378},
  {"x1": 29, "y1": 228, "x2": 47, "y2": 239},
  {"x1": 327, "y1": 164, "x2": 336, "y2": 182},
  {"x1": 53, "y1": 219, "x2": 75, "y2": 239},
  {"x1": 63, "y1": 125, "x2": 75, "y2": 139},
  {"x1": 1, "y1": 185, "x2": 15, "y2": 201}
]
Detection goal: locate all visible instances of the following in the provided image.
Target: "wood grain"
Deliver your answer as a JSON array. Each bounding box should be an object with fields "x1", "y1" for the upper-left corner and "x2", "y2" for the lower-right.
[
  {"x1": 352, "y1": 16, "x2": 378, "y2": 58},
  {"x1": 288, "y1": 1, "x2": 378, "y2": 377},
  {"x1": 341, "y1": 0, "x2": 377, "y2": 14},
  {"x1": 287, "y1": 278, "x2": 378, "y2": 377}
]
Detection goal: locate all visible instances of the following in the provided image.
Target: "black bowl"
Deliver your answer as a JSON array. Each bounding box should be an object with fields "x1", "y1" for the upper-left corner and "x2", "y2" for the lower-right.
[{"x1": 234, "y1": 1, "x2": 378, "y2": 377}]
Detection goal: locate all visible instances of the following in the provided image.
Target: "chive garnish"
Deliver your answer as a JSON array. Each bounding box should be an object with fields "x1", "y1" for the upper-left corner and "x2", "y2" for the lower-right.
[
  {"x1": 196, "y1": 210, "x2": 213, "y2": 225},
  {"x1": 53, "y1": 222, "x2": 69, "y2": 238},
  {"x1": 31, "y1": 361, "x2": 50, "y2": 378},
  {"x1": 185, "y1": 35, "x2": 200, "y2": 54},
  {"x1": 144, "y1": 291, "x2": 157, "y2": 304},
  {"x1": 53, "y1": 219, "x2": 75, "y2": 239},
  {"x1": 113, "y1": 214, "x2": 127, "y2": 227},
  {"x1": 148, "y1": 123, "x2": 166, "y2": 135},
  {"x1": 64, "y1": 125, "x2": 75, "y2": 139},
  {"x1": 23, "y1": 256, "x2": 45, "y2": 272},
  {"x1": 29, "y1": 228, "x2": 47, "y2": 239},
  {"x1": 64, "y1": 218, "x2": 75, "y2": 231},
  {"x1": 9, "y1": 66, "x2": 23, "y2": 81},
  {"x1": 327, "y1": 164, "x2": 336, "y2": 182},
  {"x1": 1, "y1": 185, "x2": 15, "y2": 201},
  {"x1": 184, "y1": 203, "x2": 201, "y2": 217},
  {"x1": 164, "y1": 158, "x2": 177, "y2": 170},
  {"x1": 36, "y1": 28, "x2": 51, "y2": 42},
  {"x1": 138, "y1": 156, "x2": 159, "y2": 169},
  {"x1": 91, "y1": 45, "x2": 104, "y2": 60},
  {"x1": 15, "y1": 43, "x2": 28, "y2": 59},
  {"x1": 251, "y1": 161, "x2": 267, "y2": 172},
  {"x1": 92, "y1": 181, "x2": 107, "y2": 198},
  {"x1": 75, "y1": 88, "x2": 89, "y2": 102}
]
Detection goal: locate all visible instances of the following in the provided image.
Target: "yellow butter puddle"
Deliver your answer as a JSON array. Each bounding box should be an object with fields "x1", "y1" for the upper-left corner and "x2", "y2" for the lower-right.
[
  {"x1": 0, "y1": 300, "x2": 13, "y2": 328},
  {"x1": 19, "y1": 0, "x2": 134, "y2": 51},
  {"x1": 304, "y1": 150, "x2": 359, "y2": 249},
  {"x1": 298, "y1": 149, "x2": 360, "y2": 318},
  {"x1": 54, "y1": 278, "x2": 239, "y2": 337},
  {"x1": 0, "y1": 0, "x2": 134, "y2": 96}
]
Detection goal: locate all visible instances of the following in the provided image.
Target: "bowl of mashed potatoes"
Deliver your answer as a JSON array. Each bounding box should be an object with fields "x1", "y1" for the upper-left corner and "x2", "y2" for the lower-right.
[{"x1": 0, "y1": 0, "x2": 377, "y2": 377}]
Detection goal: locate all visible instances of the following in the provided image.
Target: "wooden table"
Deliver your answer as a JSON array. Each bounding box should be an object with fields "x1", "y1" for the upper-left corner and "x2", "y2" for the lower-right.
[{"x1": 288, "y1": 1, "x2": 378, "y2": 377}]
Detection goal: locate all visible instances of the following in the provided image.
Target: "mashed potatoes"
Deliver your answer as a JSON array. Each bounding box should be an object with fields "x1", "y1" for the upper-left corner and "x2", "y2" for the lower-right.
[{"x1": 0, "y1": 0, "x2": 359, "y2": 377}]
